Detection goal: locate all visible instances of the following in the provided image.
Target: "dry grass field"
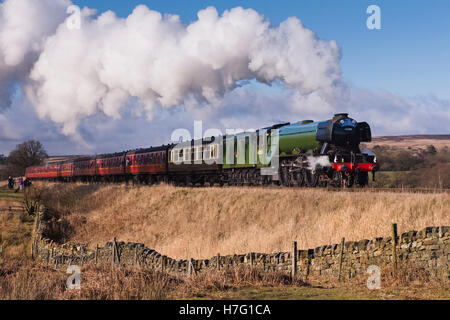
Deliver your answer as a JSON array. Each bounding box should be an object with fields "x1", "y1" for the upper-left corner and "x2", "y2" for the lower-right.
[
  {"x1": 0, "y1": 183, "x2": 448, "y2": 300},
  {"x1": 34, "y1": 183, "x2": 450, "y2": 260}
]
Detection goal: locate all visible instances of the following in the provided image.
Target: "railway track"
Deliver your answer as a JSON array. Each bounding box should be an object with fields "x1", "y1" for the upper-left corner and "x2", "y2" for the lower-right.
[{"x1": 33, "y1": 180, "x2": 450, "y2": 194}]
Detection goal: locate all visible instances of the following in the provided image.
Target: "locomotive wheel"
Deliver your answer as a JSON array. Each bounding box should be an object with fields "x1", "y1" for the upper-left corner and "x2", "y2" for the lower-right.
[
  {"x1": 295, "y1": 169, "x2": 305, "y2": 187},
  {"x1": 281, "y1": 166, "x2": 290, "y2": 186},
  {"x1": 304, "y1": 169, "x2": 319, "y2": 187},
  {"x1": 356, "y1": 172, "x2": 368, "y2": 187},
  {"x1": 345, "y1": 175, "x2": 354, "y2": 188}
]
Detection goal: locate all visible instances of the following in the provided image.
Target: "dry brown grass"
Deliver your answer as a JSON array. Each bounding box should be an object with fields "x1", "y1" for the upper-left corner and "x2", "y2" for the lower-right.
[
  {"x1": 1, "y1": 256, "x2": 446, "y2": 300},
  {"x1": 33, "y1": 182, "x2": 450, "y2": 260},
  {"x1": 0, "y1": 256, "x2": 308, "y2": 300},
  {"x1": 0, "y1": 256, "x2": 177, "y2": 300}
]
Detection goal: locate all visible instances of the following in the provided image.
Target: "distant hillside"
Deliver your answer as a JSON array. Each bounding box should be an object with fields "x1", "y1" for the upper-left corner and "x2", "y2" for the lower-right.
[{"x1": 362, "y1": 134, "x2": 450, "y2": 151}]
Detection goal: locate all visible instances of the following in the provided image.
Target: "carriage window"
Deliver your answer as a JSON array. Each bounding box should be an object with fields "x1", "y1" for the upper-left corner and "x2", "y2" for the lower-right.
[
  {"x1": 195, "y1": 147, "x2": 202, "y2": 161},
  {"x1": 204, "y1": 146, "x2": 210, "y2": 160},
  {"x1": 173, "y1": 149, "x2": 182, "y2": 163},
  {"x1": 184, "y1": 148, "x2": 191, "y2": 162}
]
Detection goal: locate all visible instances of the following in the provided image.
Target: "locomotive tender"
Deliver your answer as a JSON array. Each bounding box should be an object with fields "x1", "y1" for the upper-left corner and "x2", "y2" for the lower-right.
[{"x1": 26, "y1": 113, "x2": 379, "y2": 188}]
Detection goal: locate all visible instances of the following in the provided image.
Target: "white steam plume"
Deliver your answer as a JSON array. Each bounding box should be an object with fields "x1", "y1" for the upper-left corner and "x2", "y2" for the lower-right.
[
  {"x1": 307, "y1": 155, "x2": 332, "y2": 172},
  {"x1": 0, "y1": 0, "x2": 71, "y2": 110},
  {"x1": 21, "y1": 4, "x2": 343, "y2": 136}
]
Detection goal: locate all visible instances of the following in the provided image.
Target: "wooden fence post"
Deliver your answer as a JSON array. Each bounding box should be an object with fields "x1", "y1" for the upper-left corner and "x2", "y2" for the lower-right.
[
  {"x1": 95, "y1": 244, "x2": 99, "y2": 265},
  {"x1": 392, "y1": 223, "x2": 398, "y2": 275},
  {"x1": 187, "y1": 258, "x2": 192, "y2": 277},
  {"x1": 250, "y1": 252, "x2": 254, "y2": 267},
  {"x1": 338, "y1": 237, "x2": 345, "y2": 281},
  {"x1": 292, "y1": 241, "x2": 298, "y2": 277},
  {"x1": 31, "y1": 238, "x2": 34, "y2": 259},
  {"x1": 135, "y1": 246, "x2": 139, "y2": 267},
  {"x1": 217, "y1": 253, "x2": 220, "y2": 270},
  {"x1": 112, "y1": 237, "x2": 117, "y2": 266}
]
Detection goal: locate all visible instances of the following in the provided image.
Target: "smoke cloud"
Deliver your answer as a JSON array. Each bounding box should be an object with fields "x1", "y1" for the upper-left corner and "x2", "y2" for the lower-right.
[
  {"x1": 1, "y1": 0, "x2": 343, "y2": 136},
  {"x1": 0, "y1": 0, "x2": 70, "y2": 109}
]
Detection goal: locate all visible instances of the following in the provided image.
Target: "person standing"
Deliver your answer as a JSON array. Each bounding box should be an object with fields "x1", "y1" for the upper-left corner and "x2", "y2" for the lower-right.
[
  {"x1": 8, "y1": 176, "x2": 14, "y2": 189},
  {"x1": 19, "y1": 177, "x2": 23, "y2": 190}
]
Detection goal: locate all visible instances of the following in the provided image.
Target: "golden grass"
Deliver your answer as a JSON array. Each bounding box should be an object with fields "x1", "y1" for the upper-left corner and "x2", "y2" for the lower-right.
[
  {"x1": 0, "y1": 257, "x2": 306, "y2": 300},
  {"x1": 34, "y1": 183, "x2": 450, "y2": 260},
  {"x1": 1, "y1": 256, "x2": 447, "y2": 300}
]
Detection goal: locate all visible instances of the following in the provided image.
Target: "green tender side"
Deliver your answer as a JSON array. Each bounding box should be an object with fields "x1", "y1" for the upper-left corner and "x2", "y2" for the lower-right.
[
  {"x1": 278, "y1": 121, "x2": 321, "y2": 156},
  {"x1": 222, "y1": 133, "x2": 257, "y2": 169},
  {"x1": 222, "y1": 120, "x2": 324, "y2": 169}
]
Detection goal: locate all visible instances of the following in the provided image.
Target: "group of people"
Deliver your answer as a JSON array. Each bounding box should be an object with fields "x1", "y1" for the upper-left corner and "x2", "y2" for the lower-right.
[{"x1": 7, "y1": 176, "x2": 31, "y2": 191}]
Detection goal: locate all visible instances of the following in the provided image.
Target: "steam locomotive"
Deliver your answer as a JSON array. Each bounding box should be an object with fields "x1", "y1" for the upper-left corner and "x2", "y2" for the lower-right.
[{"x1": 26, "y1": 113, "x2": 379, "y2": 187}]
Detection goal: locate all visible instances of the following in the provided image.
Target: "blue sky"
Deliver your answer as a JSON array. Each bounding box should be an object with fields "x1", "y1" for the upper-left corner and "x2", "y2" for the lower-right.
[{"x1": 71, "y1": 0, "x2": 450, "y2": 99}]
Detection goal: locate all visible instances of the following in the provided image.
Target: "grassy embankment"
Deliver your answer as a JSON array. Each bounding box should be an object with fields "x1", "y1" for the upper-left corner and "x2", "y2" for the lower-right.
[
  {"x1": 0, "y1": 183, "x2": 448, "y2": 300},
  {"x1": 33, "y1": 183, "x2": 449, "y2": 259}
]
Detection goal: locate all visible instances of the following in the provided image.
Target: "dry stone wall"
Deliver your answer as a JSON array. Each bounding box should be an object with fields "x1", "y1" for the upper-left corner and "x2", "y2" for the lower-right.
[{"x1": 32, "y1": 206, "x2": 449, "y2": 281}]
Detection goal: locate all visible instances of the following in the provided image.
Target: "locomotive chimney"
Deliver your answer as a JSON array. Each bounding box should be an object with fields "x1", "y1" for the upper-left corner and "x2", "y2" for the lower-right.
[{"x1": 333, "y1": 113, "x2": 349, "y2": 121}]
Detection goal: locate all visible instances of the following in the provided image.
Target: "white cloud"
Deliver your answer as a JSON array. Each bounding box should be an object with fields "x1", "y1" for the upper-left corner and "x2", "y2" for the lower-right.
[
  {"x1": 24, "y1": 5, "x2": 342, "y2": 136},
  {"x1": 0, "y1": 0, "x2": 70, "y2": 110}
]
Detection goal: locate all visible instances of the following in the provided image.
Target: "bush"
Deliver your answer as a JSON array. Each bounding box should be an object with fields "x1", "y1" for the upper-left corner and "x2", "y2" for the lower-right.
[{"x1": 372, "y1": 146, "x2": 450, "y2": 188}]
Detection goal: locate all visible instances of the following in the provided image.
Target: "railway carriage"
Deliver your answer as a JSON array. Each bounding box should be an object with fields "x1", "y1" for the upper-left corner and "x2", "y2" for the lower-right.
[
  {"x1": 73, "y1": 157, "x2": 96, "y2": 182},
  {"x1": 25, "y1": 163, "x2": 59, "y2": 180},
  {"x1": 58, "y1": 161, "x2": 73, "y2": 181},
  {"x1": 95, "y1": 153, "x2": 126, "y2": 182},
  {"x1": 125, "y1": 146, "x2": 168, "y2": 184},
  {"x1": 168, "y1": 138, "x2": 221, "y2": 185}
]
